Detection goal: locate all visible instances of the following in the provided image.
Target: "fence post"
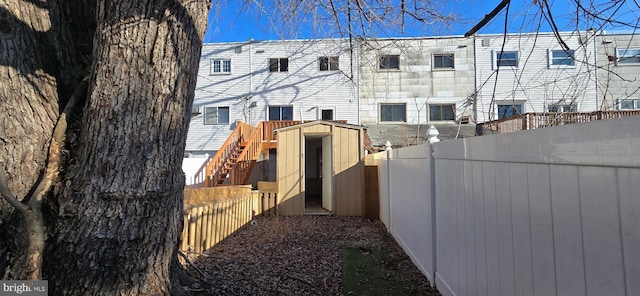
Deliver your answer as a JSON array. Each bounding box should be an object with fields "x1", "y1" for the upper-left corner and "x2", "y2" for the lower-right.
[
  {"x1": 427, "y1": 126, "x2": 440, "y2": 287},
  {"x1": 385, "y1": 141, "x2": 392, "y2": 232}
]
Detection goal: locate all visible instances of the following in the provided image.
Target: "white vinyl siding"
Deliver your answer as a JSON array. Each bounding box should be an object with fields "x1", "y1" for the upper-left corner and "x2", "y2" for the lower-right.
[
  {"x1": 475, "y1": 33, "x2": 598, "y2": 122},
  {"x1": 187, "y1": 40, "x2": 359, "y2": 152}
]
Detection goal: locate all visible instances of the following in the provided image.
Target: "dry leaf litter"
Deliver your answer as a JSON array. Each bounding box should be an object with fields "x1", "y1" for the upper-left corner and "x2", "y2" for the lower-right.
[{"x1": 185, "y1": 216, "x2": 440, "y2": 295}]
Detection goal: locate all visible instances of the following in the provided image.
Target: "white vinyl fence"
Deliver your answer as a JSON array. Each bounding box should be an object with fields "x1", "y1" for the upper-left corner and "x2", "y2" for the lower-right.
[{"x1": 377, "y1": 117, "x2": 640, "y2": 296}]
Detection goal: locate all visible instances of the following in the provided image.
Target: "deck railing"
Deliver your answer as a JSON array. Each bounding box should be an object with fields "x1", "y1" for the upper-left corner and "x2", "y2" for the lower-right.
[
  {"x1": 480, "y1": 111, "x2": 640, "y2": 134},
  {"x1": 230, "y1": 123, "x2": 264, "y2": 185},
  {"x1": 261, "y1": 120, "x2": 302, "y2": 142},
  {"x1": 204, "y1": 122, "x2": 254, "y2": 186}
]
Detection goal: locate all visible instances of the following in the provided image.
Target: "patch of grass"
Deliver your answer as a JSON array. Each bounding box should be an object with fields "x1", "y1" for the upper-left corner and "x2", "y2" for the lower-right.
[{"x1": 342, "y1": 247, "x2": 424, "y2": 295}]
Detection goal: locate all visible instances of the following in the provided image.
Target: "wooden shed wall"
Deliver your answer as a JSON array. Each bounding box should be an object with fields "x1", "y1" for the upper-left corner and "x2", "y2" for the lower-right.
[
  {"x1": 277, "y1": 123, "x2": 364, "y2": 216},
  {"x1": 277, "y1": 128, "x2": 303, "y2": 215},
  {"x1": 332, "y1": 126, "x2": 364, "y2": 216}
]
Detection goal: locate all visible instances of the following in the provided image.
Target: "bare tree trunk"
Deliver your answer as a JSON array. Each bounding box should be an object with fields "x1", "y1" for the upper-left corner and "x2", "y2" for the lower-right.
[
  {"x1": 0, "y1": 0, "x2": 62, "y2": 279},
  {"x1": 44, "y1": 1, "x2": 208, "y2": 294},
  {"x1": 2, "y1": 0, "x2": 208, "y2": 293}
]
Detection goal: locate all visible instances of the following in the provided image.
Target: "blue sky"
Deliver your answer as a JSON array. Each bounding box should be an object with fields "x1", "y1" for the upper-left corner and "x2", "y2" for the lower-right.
[{"x1": 203, "y1": 0, "x2": 639, "y2": 43}]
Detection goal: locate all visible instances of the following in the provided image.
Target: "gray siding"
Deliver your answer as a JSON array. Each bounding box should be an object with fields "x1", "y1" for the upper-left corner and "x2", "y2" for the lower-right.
[{"x1": 358, "y1": 37, "x2": 476, "y2": 125}]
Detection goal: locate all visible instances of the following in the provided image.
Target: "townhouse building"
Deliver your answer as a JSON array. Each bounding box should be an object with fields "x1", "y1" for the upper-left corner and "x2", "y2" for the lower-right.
[
  {"x1": 185, "y1": 39, "x2": 359, "y2": 156},
  {"x1": 358, "y1": 37, "x2": 476, "y2": 125},
  {"x1": 474, "y1": 31, "x2": 598, "y2": 123},
  {"x1": 185, "y1": 31, "x2": 637, "y2": 156},
  {"x1": 595, "y1": 33, "x2": 640, "y2": 110}
]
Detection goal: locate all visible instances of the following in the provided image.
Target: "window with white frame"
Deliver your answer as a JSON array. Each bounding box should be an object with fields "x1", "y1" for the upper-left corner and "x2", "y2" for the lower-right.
[
  {"x1": 548, "y1": 103, "x2": 577, "y2": 112},
  {"x1": 269, "y1": 58, "x2": 289, "y2": 72},
  {"x1": 268, "y1": 105, "x2": 293, "y2": 120},
  {"x1": 210, "y1": 59, "x2": 231, "y2": 75},
  {"x1": 433, "y1": 53, "x2": 455, "y2": 70},
  {"x1": 497, "y1": 103, "x2": 523, "y2": 119},
  {"x1": 204, "y1": 106, "x2": 230, "y2": 125},
  {"x1": 549, "y1": 49, "x2": 575, "y2": 67},
  {"x1": 380, "y1": 103, "x2": 406, "y2": 122},
  {"x1": 379, "y1": 55, "x2": 400, "y2": 70},
  {"x1": 619, "y1": 98, "x2": 640, "y2": 110},
  {"x1": 495, "y1": 51, "x2": 519, "y2": 68},
  {"x1": 429, "y1": 104, "x2": 456, "y2": 121},
  {"x1": 319, "y1": 56, "x2": 339, "y2": 71},
  {"x1": 617, "y1": 48, "x2": 640, "y2": 64}
]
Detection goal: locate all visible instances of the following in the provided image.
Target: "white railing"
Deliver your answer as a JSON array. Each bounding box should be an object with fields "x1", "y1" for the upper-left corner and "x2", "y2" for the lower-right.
[{"x1": 376, "y1": 117, "x2": 640, "y2": 296}]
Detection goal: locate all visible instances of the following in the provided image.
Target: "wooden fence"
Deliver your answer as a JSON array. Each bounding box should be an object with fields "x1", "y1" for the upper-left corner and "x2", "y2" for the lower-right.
[
  {"x1": 479, "y1": 110, "x2": 640, "y2": 134},
  {"x1": 180, "y1": 183, "x2": 278, "y2": 253}
]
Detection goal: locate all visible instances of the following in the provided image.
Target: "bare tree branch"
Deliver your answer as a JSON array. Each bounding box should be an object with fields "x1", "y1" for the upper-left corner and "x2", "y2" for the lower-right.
[{"x1": 0, "y1": 162, "x2": 29, "y2": 213}]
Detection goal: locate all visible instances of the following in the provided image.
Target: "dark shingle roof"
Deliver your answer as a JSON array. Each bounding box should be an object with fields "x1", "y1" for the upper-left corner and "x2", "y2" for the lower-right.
[{"x1": 365, "y1": 124, "x2": 476, "y2": 150}]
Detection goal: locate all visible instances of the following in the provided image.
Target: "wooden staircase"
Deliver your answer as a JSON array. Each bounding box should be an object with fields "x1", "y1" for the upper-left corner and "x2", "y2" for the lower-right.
[
  {"x1": 215, "y1": 141, "x2": 247, "y2": 185},
  {"x1": 204, "y1": 121, "x2": 267, "y2": 187}
]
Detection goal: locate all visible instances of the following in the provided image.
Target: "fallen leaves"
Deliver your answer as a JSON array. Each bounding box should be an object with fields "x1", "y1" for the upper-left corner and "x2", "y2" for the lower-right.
[{"x1": 186, "y1": 216, "x2": 438, "y2": 295}]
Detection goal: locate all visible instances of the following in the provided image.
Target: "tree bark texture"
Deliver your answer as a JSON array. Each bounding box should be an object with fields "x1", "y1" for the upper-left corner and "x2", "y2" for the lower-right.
[
  {"x1": 44, "y1": 1, "x2": 208, "y2": 294},
  {"x1": 0, "y1": 0, "x2": 65, "y2": 279}
]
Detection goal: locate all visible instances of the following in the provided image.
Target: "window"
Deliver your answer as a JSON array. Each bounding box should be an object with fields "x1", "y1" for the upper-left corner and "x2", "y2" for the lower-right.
[
  {"x1": 269, "y1": 58, "x2": 289, "y2": 72},
  {"x1": 549, "y1": 50, "x2": 575, "y2": 67},
  {"x1": 319, "y1": 56, "x2": 339, "y2": 71},
  {"x1": 497, "y1": 104, "x2": 522, "y2": 119},
  {"x1": 380, "y1": 104, "x2": 406, "y2": 122},
  {"x1": 210, "y1": 59, "x2": 231, "y2": 75},
  {"x1": 320, "y1": 109, "x2": 334, "y2": 120},
  {"x1": 433, "y1": 53, "x2": 455, "y2": 69},
  {"x1": 204, "y1": 106, "x2": 229, "y2": 125},
  {"x1": 496, "y1": 51, "x2": 519, "y2": 67},
  {"x1": 379, "y1": 55, "x2": 400, "y2": 70},
  {"x1": 429, "y1": 104, "x2": 456, "y2": 121},
  {"x1": 617, "y1": 48, "x2": 640, "y2": 64},
  {"x1": 268, "y1": 106, "x2": 293, "y2": 120},
  {"x1": 548, "y1": 103, "x2": 577, "y2": 112},
  {"x1": 619, "y1": 99, "x2": 640, "y2": 110}
]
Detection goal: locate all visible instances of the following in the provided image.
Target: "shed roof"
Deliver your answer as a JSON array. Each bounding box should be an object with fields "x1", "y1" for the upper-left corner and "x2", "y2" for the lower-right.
[{"x1": 274, "y1": 120, "x2": 366, "y2": 133}]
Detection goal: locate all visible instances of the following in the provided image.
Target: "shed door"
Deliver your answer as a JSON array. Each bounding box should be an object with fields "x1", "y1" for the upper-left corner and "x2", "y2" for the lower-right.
[{"x1": 321, "y1": 135, "x2": 333, "y2": 210}]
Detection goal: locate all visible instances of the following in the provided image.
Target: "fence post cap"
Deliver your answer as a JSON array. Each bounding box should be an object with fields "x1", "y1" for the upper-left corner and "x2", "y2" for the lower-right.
[
  {"x1": 385, "y1": 141, "x2": 392, "y2": 151},
  {"x1": 427, "y1": 126, "x2": 440, "y2": 144}
]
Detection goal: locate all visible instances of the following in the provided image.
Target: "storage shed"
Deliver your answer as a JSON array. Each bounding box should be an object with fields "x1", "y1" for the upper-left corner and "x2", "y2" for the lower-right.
[{"x1": 275, "y1": 121, "x2": 365, "y2": 216}]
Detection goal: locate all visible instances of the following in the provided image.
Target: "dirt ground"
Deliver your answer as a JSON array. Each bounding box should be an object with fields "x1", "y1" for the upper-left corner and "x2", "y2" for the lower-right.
[{"x1": 184, "y1": 215, "x2": 440, "y2": 295}]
